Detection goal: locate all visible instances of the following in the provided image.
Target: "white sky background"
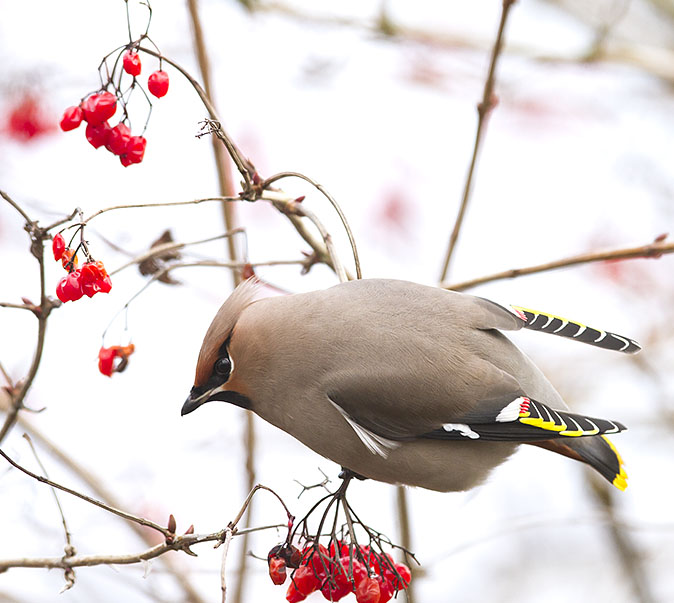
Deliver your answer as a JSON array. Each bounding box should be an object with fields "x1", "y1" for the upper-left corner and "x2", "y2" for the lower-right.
[{"x1": 1, "y1": 0, "x2": 673, "y2": 602}]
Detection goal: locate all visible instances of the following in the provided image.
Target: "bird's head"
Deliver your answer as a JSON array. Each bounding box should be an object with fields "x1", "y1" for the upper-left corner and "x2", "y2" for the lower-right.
[{"x1": 182, "y1": 279, "x2": 259, "y2": 416}]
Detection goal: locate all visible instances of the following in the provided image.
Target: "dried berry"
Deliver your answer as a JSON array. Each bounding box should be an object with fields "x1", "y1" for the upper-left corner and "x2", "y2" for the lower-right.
[
  {"x1": 269, "y1": 557, "x2": 287, "y2": 586},
  {"x1": 61, "y1": 248, "x2": 78, "y2": 271}
]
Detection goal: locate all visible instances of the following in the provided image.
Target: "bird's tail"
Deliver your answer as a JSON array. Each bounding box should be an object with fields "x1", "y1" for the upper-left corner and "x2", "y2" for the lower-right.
[{"x1": 529, "y1": 435, "x2": 627, "y2": 491}]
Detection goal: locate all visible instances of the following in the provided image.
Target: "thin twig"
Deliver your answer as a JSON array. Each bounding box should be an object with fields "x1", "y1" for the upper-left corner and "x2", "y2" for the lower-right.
[
  {"x1": 0, "y1": 524, "x2": 281, "y2": 573},
  {"x1": 186, "y1": 0, "x2": 242, "y2": 289},
  {"x1": 264, "y1": 192, "x2": 348, "y2": 282},
  {"x1": 22, "y1": 435, "x2": 75, "y2": 553},
  {"x1": 262, "y1": 171, "x2": 362, "y2": 280},
  {"x1": 0, "y1": 192, "x2": 54, "y2": 445},
  {"x1": 15, "y1": 415, "x2": 207, "y2": 602},
  {"x1": 219, "y1": 528, "x2": 233, "y2": 603},
  {"x1": 109, "y1": 229, "x2": 244, "y2": 275},
  {"x1": 0, "y1": 448, "x2": 170, "y2": 537},
  {"x1": 82, "y1": 196, "x2": 239, "y2": 224},
  {"x1": 137, "y1": 46, "x2": 255, "y2": 190},
  {"x1": 438, "y1": 0, "x2": 517, "y2": 282},
  {"x1": 444, "y1": 237, "x2": 674, "y2": 291}
]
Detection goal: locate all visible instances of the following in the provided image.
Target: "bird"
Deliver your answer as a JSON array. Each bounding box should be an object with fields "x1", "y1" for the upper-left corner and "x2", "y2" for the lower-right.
[{"x1": 182, "y1": 278, "x2": 639, "y2": 493}]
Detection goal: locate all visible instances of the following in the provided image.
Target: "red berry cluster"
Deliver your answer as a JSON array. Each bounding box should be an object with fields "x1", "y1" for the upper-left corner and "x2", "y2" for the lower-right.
[
  {"x1": 59, "y1": 49, "x2": 169, "y2": 167},
  {"x1": 52, "y1": 233, "x2": 112, "y2": 303},
  {"x1": 268, "y1": 541, "x2": 411, "y2": 603},
  {"x1": 98, "y1": 344, "x2": 135, "y2": 377}
]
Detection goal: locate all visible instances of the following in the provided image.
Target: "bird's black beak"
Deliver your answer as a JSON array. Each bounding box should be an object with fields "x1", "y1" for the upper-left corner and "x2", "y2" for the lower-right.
[
  {"x1": 181, "y1": 385, "x2": 211, "y2": 416},
  {"x1": 182, "y1": 384, "x2": 252, "y2": 416}
]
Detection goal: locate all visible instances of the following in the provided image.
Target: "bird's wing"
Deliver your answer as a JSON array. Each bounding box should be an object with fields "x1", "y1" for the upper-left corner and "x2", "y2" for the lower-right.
[{"x1": 421, "y1": 395, "x2": 626, "y2": 442}]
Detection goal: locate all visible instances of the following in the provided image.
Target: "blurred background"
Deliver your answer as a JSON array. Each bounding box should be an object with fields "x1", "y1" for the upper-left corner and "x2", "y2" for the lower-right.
[{"x1": 1, "y1": 0, "x2": 673, "y2": 601}]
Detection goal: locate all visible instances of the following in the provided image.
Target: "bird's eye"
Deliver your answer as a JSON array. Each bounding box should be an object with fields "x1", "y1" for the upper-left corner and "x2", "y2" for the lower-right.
[{"x1": 214, "y1": 356, "x2": 231, "y2": 377}]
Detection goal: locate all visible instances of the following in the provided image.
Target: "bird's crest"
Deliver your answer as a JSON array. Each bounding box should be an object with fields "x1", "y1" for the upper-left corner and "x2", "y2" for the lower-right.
[{"x1": 194, "y1": 278, "x2": 260, "y2": 387}]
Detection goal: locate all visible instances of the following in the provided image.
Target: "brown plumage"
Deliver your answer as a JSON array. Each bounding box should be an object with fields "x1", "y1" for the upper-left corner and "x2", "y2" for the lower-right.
[{"x1": 183, "y1": 279, "x2": 636, "y2": 492}]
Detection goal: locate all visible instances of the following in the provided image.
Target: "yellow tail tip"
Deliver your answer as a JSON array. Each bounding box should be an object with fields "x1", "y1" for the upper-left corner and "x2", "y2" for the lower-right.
[{"x1": 602, "y1": 435, "x2": 628, "y2": 491}]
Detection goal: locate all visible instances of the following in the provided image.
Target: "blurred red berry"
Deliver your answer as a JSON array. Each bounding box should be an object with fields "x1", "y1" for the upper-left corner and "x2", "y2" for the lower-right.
[
  {"x1": 52, "y1": 233, "x2": 66, "y2": 261},
  {"x1": 148, "y1": 70, "x2": 169, "y2": 97},
  {"x1": 98, "y1": 346, "x2": 118, "y2": 377},
  {"x1": 6, "y1": 94, "x2": 54, "y2": 141},
  {"x1": 269, "y1": 557, "x2": 287, "y2": 586},
  {"x1": 356, "y1": 577, "x2": 381, "y2": 603},
  {"x1": 82, "y1": 92, "x2": 117, "y2": 125},
  {"x1": 86, "y1": 121, "x2": 112, "y2": 149},
  {"x1": 59, "y1": 106, "x2": 83, "y2": 132},
  {"x1": 106, "y1": 123, "x2": 131, "y2": 155},
  {"x1": 123, "y1": 50, "x2": 142, "y2": 76}
]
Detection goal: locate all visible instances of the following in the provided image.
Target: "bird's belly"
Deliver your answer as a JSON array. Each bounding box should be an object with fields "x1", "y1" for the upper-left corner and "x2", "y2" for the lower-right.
[{"x1": 259, "y1": 403, "x2": 517, "y2": 492}]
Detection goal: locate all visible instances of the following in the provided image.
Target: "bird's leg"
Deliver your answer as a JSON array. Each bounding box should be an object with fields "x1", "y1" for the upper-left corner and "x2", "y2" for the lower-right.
[{"x1": 338, "y1": 467, "x2": 368, "y2": 481}]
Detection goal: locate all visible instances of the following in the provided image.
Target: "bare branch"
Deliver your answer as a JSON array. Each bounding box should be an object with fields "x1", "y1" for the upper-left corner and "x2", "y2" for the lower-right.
[
  {"x1": 263, "y1": 191, "x2": 349, "y2": 283},
  {"x1": 438, "y1": 0, "x2": 517, "y2": 282},
  {"x1": 109, "y1": 229, "x2": 245, "y2": 275},
  {"x1": 0, "y1": 448, "x2": 171, "y2": 538},
  {"x1": 262, "y1": 171, "x2": 362, "y2": 280},
  {"x1": 82, "y1": 196, "x2": 239, "y2": 224},
  {"x1": 444, "y1": 236, "x2": 674, "y2": 291},
  {"x1": 220, "y1": 528, "x2": 234, "y2": 603},
  {"x1": 0, "y1": 193, "x2": 55, "y2": 445}
]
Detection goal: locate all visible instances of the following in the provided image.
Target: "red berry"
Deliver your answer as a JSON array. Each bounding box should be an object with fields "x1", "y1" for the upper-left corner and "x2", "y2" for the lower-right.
[
  {"x1": 391, "y1": 564, "x2": 411, "y2": 590},
  {"x1": 59, "y1": 106, "x2": 83, "y2": 132},
  {"x1": 61, "y1": 270, "x2": 84, "y2": 302},
  {"x1": 148, "y1": 70, "x2": 169, "y2": 97},
  {"x1": 98, "y1": 346, "x2": 118, "y2": 377},
  {"x1": 376, "y1": 576, "x2": 395, "y2": 603},
  {"x1": 320, "y1": 574, "x2": 351, "y2": 601},
  {"x1": 121, "y1": 135, "x2": 147, "y2": 166},
  {"x1": 106, "y1": 123, "x2": 131, "y2": 155},
  {"x1": 82, "y1": 92, "x2": 117, "y2": 125},
  {"x1": 52, "y1": 233, "x2": 66, "y2": 261},
  {"x1": 269, "y1": 557, "x2": 287, "y2": 586},
  {"x1": 341, "y1": 556, "x2": 367, "y2": 586},
  {"x1": 55, "y1": 277, "x2": 69, "y2": 303},
  {"x1": 356, "y1": 577, "x2": 381, "y2": 603},
  {"x1": 98, "y1": 274, "x2": 113, "y2": 294},
  {"x1": 286, "y1": 565, "x2": 319, "y2": 602},
  {"x1": 122, "y1": 50, "x2": 142, "y2": 76},
  {"x1": 81, "y1": 262, "x2": 101, "y2": 298},
  {"x1": 86, "y1": 121, "x2": 112, "y2": 149}
]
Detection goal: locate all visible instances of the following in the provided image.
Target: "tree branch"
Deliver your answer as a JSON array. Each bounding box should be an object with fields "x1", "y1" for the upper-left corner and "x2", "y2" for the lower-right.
[
  {"x1": 443, "y1": 236, "x2": 674, "y2": 291},
  {"x1": 438, "y1": 0, "x2": 517, "y2": 282}
]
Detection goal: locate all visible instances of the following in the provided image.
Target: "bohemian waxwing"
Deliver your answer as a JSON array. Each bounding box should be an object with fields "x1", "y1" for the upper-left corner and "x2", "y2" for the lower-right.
[{"x1": 183, "y1": 279, "x2": 638, "y2": 492}]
